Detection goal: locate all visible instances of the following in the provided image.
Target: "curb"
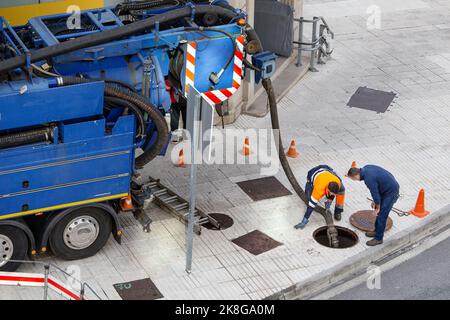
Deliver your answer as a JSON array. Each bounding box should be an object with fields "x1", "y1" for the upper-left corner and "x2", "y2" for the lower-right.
[{"x1": 265, "y1": 204, "x2": 450, "y2": 300}]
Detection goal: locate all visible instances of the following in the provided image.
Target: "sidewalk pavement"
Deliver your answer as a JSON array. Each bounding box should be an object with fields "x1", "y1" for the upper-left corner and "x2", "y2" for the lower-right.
[{"x1": 2, "y1": 0, "x2": 450, "y2": 300}]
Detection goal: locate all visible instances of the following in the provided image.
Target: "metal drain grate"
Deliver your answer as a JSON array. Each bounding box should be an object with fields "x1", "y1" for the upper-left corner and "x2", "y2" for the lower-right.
[
  {"x1": 347, "y1": 87, "x2": 396, "y2": 113},
  {"x1": 237, "y1": 176, "x2": 292, "y2": 201},
  {"x1": 232, "y1": 230, "x2": 283, "y2": 255},
  {"x1": 350, "y1": 210, "x2": 393, "y2": 232},
  {"x1": 114, "y1": 278, "x2": 163, "y2": 300}
]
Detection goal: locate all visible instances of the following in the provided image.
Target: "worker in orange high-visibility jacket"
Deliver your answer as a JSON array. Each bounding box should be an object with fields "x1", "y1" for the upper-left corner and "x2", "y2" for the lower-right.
[{"x1": 294, "y1": 165, "x2": 345, "y2": 229}]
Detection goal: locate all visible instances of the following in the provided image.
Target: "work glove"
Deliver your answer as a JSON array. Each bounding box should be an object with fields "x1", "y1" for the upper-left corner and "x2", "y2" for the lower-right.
[{"x1": 294, "y1": 217, "x2": 309, "y2": 230}]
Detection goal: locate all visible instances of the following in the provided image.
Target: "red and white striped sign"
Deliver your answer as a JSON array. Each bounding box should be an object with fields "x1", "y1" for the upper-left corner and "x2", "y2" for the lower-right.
[
  {"x1": 0, "y1": 271, "x2": 82, "y2": 300},
  {"x1": 185, "y1": 35, "x2": 245, "y2": 106}
]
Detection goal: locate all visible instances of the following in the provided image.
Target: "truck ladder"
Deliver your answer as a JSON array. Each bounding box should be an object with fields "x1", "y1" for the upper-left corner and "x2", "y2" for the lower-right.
[{"x1": 143, "y1": 177, "x2": 220, "y2": 235}]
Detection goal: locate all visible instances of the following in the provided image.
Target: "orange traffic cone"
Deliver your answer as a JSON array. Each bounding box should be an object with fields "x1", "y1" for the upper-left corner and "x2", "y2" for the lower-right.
[
  {"x1": 176, "y1": 149, "x2": 186, "y2": 168},
  {"x1": 410, "y1": 189, "x2": 430, "y2": 218},
  {"x1": 121, "y1": 195, "x2": 133, "y2": 211},
  {"x1": 351, "y1": 161, "x2": 357, "y2": 168},
  {"x1": 286, "y1": 140, "x2": 299, "y2": 158},
  {"x1": 242, "y1": 137, "x2": 250, "y2": 156}
]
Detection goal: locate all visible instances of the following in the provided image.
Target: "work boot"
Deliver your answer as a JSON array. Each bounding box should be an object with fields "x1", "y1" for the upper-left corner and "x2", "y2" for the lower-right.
[
  {"x1": 365, "y1": 231, "x2": 376, "y2": 238},
  {"x1": 294, "y1": 218, "x2": 309, "y2": 230},
  {"x1": 334, "y1": 212, "x2": 341, "y2": 221},
  {"x1": 366, "y1": 238, "x2": 383, "y2": 246}
]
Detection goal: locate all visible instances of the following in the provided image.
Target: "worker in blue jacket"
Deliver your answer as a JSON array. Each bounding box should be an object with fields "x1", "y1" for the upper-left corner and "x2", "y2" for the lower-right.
[{"x1": 347, "y1": 165, "x2": 400, "y2": 246}]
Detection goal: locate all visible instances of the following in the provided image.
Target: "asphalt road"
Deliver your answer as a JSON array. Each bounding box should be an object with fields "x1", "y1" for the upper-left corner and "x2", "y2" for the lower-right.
[{"x1": 333, "y1": 236, "x2": 450, "y2": 300}]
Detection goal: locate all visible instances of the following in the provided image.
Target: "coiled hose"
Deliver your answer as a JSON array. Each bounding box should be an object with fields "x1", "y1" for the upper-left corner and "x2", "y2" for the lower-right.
[{"x1": 57, "y1": 76, "x2": 169, "y2": 169}]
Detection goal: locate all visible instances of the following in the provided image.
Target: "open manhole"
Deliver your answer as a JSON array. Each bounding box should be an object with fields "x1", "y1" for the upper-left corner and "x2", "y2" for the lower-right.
[
  {"x1": 313, "y1": 226, "x2": 358, "y2": 249},
  {"x1": 350, "y1": 210, "x2": 393, "y2": 232},
  {"x1": 203, "y1": 213, "x2": 234, "y2": 230}
]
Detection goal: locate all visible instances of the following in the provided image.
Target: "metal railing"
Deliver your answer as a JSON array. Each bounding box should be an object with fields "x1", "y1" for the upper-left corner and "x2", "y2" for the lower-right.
[
  {"x1": 294, "y1": 16, "x2": 334, "y2": 71},
  {"x1": 0, "y1": 259, "x2": 102, "y2": 300}
]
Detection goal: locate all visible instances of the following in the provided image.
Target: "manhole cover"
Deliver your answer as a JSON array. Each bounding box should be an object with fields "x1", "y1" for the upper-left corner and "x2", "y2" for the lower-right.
[
  {"x1": 347, "y1": 86, "x2": 396, "y2": 113},
  {"x1": 202, "y1": 213, "x2": 234, "y2": 230},
  {"x1": 237, "y1": 176, "x2": 292, "y2": 201},
  {"x1": 113, "y1": 278, "x2": 163, "y2": 300},
  {"x1": 313, "y1": 226, "x2": 358, "y2": 249},
  {"x1": 350, "y1": 210, "x2": 393, "y2": 232},
  {"x1": 232, "y1": 230, "x2": 283, "y2": 255}
]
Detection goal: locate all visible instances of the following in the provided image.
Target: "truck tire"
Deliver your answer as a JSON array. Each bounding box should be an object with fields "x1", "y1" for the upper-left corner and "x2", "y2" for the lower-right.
[
  {"x1": 0, "y1": 225, "x2": 28, "y2": 272},
  {"x1": 49, "y1": 207, "x2": 112, "y2": 260}
]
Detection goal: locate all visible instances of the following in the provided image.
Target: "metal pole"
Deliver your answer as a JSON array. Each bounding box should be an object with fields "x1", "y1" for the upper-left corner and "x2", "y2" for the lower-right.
[
  {"x1": 185, "y1": 92, "x2": 201, "y2": 274},
  {"x1": 310, "y1": 17, "x2": 319, "y2": 72},
  {"x1": 80, "y1": 283, "x2": 85, "y2": 300},
  {"x1": 296, "y1": 17, "x2": 304, "y2": 67},
  {"x1": 43, "y1": 264, "x2": 50, "y2": 300}
]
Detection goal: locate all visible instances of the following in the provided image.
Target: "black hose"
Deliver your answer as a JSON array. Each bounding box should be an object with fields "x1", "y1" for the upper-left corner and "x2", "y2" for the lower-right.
[
  {"x1": 103, "y1": 79, "x2": 137, "y2": 93},
  {"x1": 0, "y1": 6, "x2": 237, "y2": 75},
  {"x1": 104, "y1": 96, "x2": 145, "y2": 138},
  {"x1": 115, "y1": 0, "x2": 178, "y2": 15},
  {"x1": 57, "y1": 76, "x2": 169, "y2": 169},
  {"x1": 263, "y1": 77, "x2": 338, "y2": 246},
  {"x1": 0, "y1": 126, "x2": 54, "y2": 149}
]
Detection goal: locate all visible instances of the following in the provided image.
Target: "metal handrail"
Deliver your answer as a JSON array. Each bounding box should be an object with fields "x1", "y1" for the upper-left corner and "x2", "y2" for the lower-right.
[
  {"x1": 294, "y1": 16, "x2": 334, "y2": 70},
  {"x1": 0, "y1": 259, "x2": 102, "y2": 300}
]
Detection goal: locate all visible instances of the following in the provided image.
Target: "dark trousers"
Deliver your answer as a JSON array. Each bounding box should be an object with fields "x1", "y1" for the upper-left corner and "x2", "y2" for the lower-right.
[
  {"x1": 170, "y1": 101, "x2": 187, "y2": 132},
  {"x1": 375, "y1": 192, "x2": 399, "y2": 240}
]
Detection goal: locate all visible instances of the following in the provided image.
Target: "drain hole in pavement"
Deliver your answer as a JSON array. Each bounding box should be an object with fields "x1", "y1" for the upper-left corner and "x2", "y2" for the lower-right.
[
  {"x1": 202, "y1": 213, "x2": 234, "y2": 230},
  {"x1": 313, "y1": 226, "x2": 358, "y2": 249}
]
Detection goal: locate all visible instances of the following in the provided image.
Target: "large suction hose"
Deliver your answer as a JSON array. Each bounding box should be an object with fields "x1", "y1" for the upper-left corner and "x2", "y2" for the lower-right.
[
  {"x1": 0, "y1": 6, "x2": 237, "y2": 75},
  {"x1": 249, "y1": 31, "x2": 339, "y2": 246},
  {"x1": 263, "y1": 78, "x2": 339, "y2": 247}
]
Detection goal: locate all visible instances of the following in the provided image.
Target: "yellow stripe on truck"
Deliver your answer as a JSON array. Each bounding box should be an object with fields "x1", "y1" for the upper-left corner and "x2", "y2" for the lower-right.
[
  {"x1": 0, "y1": 193, "x2": 128, "y2": 220},
  {"x1": 0, "y1": 0, "x2": 105, "y2": 26}
]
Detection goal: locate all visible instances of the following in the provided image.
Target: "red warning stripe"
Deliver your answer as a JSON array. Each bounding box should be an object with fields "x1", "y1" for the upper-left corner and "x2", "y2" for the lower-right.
[
  {"x1": 48, "y1": 278, "x2": 81, "y2": 301},
  {"x1": 235, "y1": 49, "x2": 244, "y2": 62},
  {"x1": 0, "y1": 274, "x2": 81, "y2": 300},
  {"x1": 234, "y1": 64, "x2": 242, "y2": 77},
  {"x1": 220, "y1": 89, "x2": 233, "y2": 97},
  {"x1": 203, "y1": 91, "x2": 222, "y2": 104},
  {"x1": 0, "y1": 275, "x2": 44, "y2": 283}
]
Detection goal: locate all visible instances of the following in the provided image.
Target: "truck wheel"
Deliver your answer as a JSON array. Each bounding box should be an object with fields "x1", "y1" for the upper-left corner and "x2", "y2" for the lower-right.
[
  {"x1": 49, "y1": 207, "x2": 112, "y2": 260},
  {"x1": 0, "y1": 226, "x2": 28, "y2": 272}
]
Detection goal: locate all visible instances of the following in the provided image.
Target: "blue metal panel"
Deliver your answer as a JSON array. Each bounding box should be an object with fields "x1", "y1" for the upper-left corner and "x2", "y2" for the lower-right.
[
  {"x1": 0, "y1": 80, "x2": 104, "y2": 131},
  {"x1": 28, "y1": 17, "x2": 59, "y2": 46},
  {"x1": 0, "y1": 176, "x2": 130, "y2": 217},
  {"x1": 185, "y1": 36, "x2": 237, "y2": 93},
  {"x1": 0, "y1": 115, "x2": 136, "y2": 217},
  {"x1": 60, "y1": 118, "x2": 105, "y2": 143}
]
